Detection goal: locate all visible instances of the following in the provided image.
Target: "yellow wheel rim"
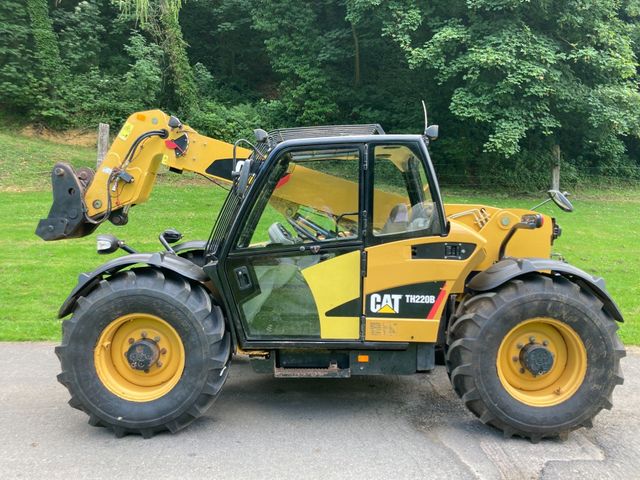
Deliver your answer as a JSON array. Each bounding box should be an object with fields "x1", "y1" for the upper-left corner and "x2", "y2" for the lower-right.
[
  {"x1": 496, "y1": 317, "x2": 587, "y2": 407},
  {"x1": 94, "y1": 313, "x2": 185, "y2": 402}
]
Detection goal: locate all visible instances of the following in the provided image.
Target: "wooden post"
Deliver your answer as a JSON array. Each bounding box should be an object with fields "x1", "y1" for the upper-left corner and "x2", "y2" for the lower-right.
[
  {"x1": 97, "y1": 123, "x2": 110, "y2": 168},
  {"x1": 551, "y1": 144, "x2": 561, "y2": 191}
]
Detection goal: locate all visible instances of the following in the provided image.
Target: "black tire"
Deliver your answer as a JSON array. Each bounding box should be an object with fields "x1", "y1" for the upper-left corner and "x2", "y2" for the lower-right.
[
  {"x1": 55, "y1": 268, "x2": 231, "y2": 438},
  {"x1": 446, "y1": 274, "x2": 625, "y2": 442}
]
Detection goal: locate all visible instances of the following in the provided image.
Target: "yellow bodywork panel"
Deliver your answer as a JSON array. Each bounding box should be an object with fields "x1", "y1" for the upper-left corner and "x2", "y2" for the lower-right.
[
  {"x1": 365, "y1": 318, "x2": 440, "y2": 343},
  {"x1": 365, "y1": 222, "x2": 487, "y2": 295},
  {"x1": 363, "y1": 221, "x2": 486, "y2": 343},
  {"x1": 445, "y1": 204, "x2": 553, "y2": 270},
  {"x1": 301, "y1": 250, "x2": 361, "y2": 340}
]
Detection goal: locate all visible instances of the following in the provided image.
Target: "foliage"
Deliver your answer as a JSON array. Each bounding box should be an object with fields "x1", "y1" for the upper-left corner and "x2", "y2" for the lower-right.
[
  {"x1": 0, "y1": 1, "x2": 38, "y2": 111},
  {"x1": 0, "y1": 0, "x2": 638, "y2": 189},
  {"x1": 189, "y1": 100, "x2": 264, "y2": 142},
  {"x1": 25, "y1": 0, "x2": 66, "y2": 123},
  {"x1": 381, "y1": 0, "x2": 640, "y2": 167}
]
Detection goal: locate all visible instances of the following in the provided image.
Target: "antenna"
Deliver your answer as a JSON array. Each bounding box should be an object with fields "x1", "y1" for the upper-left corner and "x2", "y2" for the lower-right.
[
  {"x1": 421, "y1": 100, "x2": 428, "y2": 134},
  {"x1": 421, "y1": 99, "x2": 439, "y2": 142}
]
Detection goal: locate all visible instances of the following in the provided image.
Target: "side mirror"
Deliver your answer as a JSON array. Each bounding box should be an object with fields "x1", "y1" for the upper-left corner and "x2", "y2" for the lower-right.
[
  {"x1": 254, "y1": 129, "x2": 268, "y2": 143},
  {"x1": 97, "y1": 234, "x2": 120, "y2": 254},
  {"x1": 548, "y1": 190, "x2": 573, "y2": 212},
  {"x1": 425, "y1": 125, "x2": 439, "y2": 141},
  {"x1": 161, "y1": 228, "x2": 183, "y2": 244},
  {"x1": 237, "y1": 158, "x2": 252, "y2": 197},
  {"x1": 168, "y1": 115, "x2": 182, "y2": 129}
]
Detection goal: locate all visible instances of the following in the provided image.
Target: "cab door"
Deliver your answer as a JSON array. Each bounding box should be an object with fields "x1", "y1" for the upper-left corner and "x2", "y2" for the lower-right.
[
  {"x1": 362, "y1": 141, "x2": 480, "y2": 343},
  {"x1": 222, "y1": 144, "x2": 365, "y2": 342}
]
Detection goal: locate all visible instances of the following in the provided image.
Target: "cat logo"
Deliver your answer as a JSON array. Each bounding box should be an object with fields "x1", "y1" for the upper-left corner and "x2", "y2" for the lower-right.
[{"x1": 370, "y1": 293, "x2": 402, "y2": 314}]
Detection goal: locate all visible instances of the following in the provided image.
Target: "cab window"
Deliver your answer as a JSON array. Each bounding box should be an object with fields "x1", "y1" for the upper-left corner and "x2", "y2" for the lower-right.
[
  {"x1": 236, "y1": 147, "x2": 361, "y2": 249},
  {"x1": 372, "y1": 144, "x2": 440, "y2": 237}
]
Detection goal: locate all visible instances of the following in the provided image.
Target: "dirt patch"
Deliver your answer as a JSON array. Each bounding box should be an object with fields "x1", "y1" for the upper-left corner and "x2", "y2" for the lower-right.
[{"x1": 20, "y1": 125, "x2": 100, "y2": 147}]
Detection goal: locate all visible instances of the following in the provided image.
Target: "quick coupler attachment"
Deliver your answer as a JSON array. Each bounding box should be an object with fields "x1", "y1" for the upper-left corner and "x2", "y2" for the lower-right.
[{"x1": 35, "y1": 163, "x2": 98, "y2": 241}]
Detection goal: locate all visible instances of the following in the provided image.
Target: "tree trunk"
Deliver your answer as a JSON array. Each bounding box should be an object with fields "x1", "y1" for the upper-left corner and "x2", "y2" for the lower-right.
[
  {"x1": 351, "y1": 23, "x2": 361, "y2": 87},
  {"x1": 551, "y1": 144, "x2": 561, "y2": 190},
  {"x1": 158, "y1": 1, "x2": 199, "y2": 117}
]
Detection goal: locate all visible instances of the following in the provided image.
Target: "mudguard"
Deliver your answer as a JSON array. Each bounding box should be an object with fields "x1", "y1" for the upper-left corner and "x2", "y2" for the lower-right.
[
  {"x1": 173, "y1": 240, "x2": 206, "y2": 254},
  {"x1": 467, "y1": 258, "x2": 624, "y2": 322},
  {"x1": 58, "y1": 252, "x2": 212, "y2": 318}
]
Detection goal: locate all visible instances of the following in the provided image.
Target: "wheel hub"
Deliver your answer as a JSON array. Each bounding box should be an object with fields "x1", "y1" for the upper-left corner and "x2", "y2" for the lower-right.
[
  {"x1": 126, "y1": 338, "x2": 160, "y2": 371},
  {"x1": 94, "y1": 313, "x2": 185, "y2": 402},
  {"x1": 520, "y1": 343, "x2": 554, "y2": 376},
  {"x1": 496, "y1": 317, "x2": 587, "y2": 407}
]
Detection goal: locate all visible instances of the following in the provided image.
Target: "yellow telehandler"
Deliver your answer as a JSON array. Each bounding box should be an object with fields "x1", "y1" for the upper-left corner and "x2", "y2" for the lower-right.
[{"x1": 37, "y1": 109, "x2": 624, "y2": 441}]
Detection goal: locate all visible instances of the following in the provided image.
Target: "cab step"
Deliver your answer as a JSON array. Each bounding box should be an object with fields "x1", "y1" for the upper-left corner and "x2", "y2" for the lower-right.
[{"x1": 274, "y1": 361, "x2": 351, "y2": 378}]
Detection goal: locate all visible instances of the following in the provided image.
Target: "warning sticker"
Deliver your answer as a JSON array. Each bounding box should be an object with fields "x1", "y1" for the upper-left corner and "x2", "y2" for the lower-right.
[{"x1": 118, "y1": 122, "x2": 134, "y2": 141}]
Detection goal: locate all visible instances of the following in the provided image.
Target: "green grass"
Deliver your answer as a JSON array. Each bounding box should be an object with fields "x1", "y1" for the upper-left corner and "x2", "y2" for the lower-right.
[{"x1": 0, "y1": 131, "x2": 638, "y2": 343}]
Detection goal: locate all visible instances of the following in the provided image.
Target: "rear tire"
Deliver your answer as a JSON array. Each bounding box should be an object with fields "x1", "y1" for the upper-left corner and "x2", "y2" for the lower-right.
[
  {"x1": 446, "y1": 275, "x2": 625, "y2": 441},
  {"x1": 55, "y1": 268, "x2": 230, "y2": 438}
]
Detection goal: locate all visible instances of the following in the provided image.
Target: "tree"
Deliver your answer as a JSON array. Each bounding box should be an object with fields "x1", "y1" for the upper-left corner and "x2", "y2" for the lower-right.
[
  {"x1": 26, "y1": 0, "x2": 66, "y2": 122},
  {"x1": 382, "y1": 0, "x2": 640, "y2": 172},
  {"x1": 119, "y1": 0, "x2": 199, "y2": 117},
  {"x1": 0, "y1": 1, "x2": 37, "y2": 112}
]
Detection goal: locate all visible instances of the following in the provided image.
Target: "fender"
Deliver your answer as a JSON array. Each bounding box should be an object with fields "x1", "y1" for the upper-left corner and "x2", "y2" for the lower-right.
[
  {"x1": 467, "y1": 257, "x2": 624, "y2": 322},
  {"x1": 173, "y1": 240, "x2": 206, "y2": 254},
  {"x1": 58, "y1": 252, "x2": 217, "y2": 318}
]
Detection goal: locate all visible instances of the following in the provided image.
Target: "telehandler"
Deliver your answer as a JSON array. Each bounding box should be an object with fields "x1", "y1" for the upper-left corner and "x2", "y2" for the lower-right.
[{"x1": 36, "y1": 110, "x2": 625, "y2": 441}]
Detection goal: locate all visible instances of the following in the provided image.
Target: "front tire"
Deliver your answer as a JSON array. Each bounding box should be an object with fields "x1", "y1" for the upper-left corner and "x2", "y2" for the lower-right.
[
  {"x1": 446, "y1": 275, "x2": 625, "y2": 441},
  {"x1": 55, "y1": 268, "x2": 230, "y2": 438}
]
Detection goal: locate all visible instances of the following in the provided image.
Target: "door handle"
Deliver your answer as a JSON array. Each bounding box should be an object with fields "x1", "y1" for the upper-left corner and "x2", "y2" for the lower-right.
[{"x1": 234, "y1": 266, "x2": 252, "y2": 290}]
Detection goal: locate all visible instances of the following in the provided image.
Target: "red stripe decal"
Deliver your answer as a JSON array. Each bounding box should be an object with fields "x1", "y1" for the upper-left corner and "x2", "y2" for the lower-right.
[
  {"x1": 427, "y1": 287, "x2": 448, "y2": 319},
  {"x1": 275, "y1": 173, "x2": 291, "y2": 189}
]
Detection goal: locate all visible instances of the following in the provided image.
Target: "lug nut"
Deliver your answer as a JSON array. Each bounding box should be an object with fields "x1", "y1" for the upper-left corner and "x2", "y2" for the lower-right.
[
  {"x1": 512, "y1": 356, "x2": 518, "y2": 362},
  {"x1": 128, "y1": 337, "x2": 135, "y2": 344},
  {"x1": 154, "y1": 336, "x2": 160, "y2": 342},
  {"x1": 529, "y1": 336, "x2": 536, "y2": 343},
  {"x1": 519, "y1": 368, "x2": 525, "y2": 374},
  {"x1": 160, "y1": 348, "x2": 167, "y2": 355},
  {"x1": 157, "y1": 361, "x2": 163, "y2": 368},
  {"x1": 542, "y1": 340, "x2": 549, "y2": 346},
  {"x1": 143, "y1": 369, "x2": 149, "y2": 374},
  {"x1": 517, "y1": 343, "x2": 524, "y2": 349},
  {"x1": 141, "y1": 331, "x2": 147, "y2": 338}
]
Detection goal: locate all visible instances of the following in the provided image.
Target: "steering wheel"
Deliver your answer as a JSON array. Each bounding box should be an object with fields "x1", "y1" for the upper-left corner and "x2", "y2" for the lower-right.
[
  {"x1": 286, "y1": 216, "x2": 317, "y2": 241},
  {"x1": 335, "y1": 211, "x2": 358, "y2": 234},
  {"x1": 407, "y1": 202, "x2": 435, "y2": 232}
]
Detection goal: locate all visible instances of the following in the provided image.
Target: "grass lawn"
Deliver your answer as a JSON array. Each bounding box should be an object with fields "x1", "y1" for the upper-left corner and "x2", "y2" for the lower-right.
[{"x1": 0, "y1": 131, "x2": 638, "y2": 343}]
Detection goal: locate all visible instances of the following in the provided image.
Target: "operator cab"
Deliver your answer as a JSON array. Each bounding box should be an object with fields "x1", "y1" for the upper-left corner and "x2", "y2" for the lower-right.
[{"x1": 206, "y1": 130, "x2": 447, "y2": 345}]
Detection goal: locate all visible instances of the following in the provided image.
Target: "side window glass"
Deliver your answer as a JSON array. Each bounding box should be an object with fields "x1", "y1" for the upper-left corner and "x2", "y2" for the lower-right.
[
  {"x1": 236, "y1": 148, "x2": 361, "y2": 249},
  {"x1": 372, "y1": 144, "x2": 440, "y2": 237}
]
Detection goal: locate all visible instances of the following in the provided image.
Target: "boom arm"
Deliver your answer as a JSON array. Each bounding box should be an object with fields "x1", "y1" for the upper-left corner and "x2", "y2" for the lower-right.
[{"x1": 36, "y1": 110, "x2": 250, "y2": 240}]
